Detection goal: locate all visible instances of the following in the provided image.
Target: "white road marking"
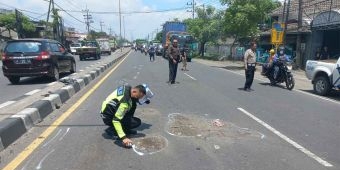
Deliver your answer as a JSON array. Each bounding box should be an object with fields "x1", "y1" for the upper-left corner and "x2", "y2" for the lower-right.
[
  {"x1": 184, "y1": 73, "x2": 197, "y2": 80},
  {"x1": 25, "y1": 89, "x2": 41, "y2": 96},
  {"x1": 42, "y1": 129, "x2": 62, "y2": 147},
  {"x1": 35, "y1": 149, "x2": 55, "y2": 170},
  {"x1": 0, "y1": 101, "x2": 16, "y2": 109},
  {"x1": 79, "y1": 69, "x2": 84, "y2": 72},
  {"x1": 71, "y1": 73, "x2": 78, "y2": 76},
  {"x1": 137, "y1": 72, "x2": 140, "y2": 75},
  {"x1": 133, "y1": 76, "x2": 138, "y2": 80},
  {"x1": 223, "y1": 69, "x2": 340, "y2": 105},
  {"x1": 47, "y1": 82, "x2": 57, "y2": 86},
  {"x1": 237, "y1": 107, "x2": 333, "y2": 167},
  {"x1": 59, "y1": 128, "x2": 70, "y2": 141}
]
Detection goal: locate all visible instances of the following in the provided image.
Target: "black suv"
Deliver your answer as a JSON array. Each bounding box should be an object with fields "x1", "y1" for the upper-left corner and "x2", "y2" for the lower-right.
[{"x1": 2, "y1": 39, "x2": 76, "y2": 84}]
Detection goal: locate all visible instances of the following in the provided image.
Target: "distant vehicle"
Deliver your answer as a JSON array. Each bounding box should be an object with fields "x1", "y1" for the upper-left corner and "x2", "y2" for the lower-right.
[
  {"x1": 305, "y1": 57, "x2": 340, "y2": 96},
  {"x1": 162, "y1": 21, "x2": 196, "y2": 62},
  {"x1": 96, "y1": 38, "x2": 111, "y2": 55},
  {"x1": 109, "y1": 39, "x2": 117, "y2": 52},
  {"x1": 77, "y1": 40, "x2": 101, "y2": 61},
  {"x1": 2, "y1": 39, "x2": 76, "y2": 84},
  {"x1": 70, "y1": 43, "x2": 81, "y2": 55}
]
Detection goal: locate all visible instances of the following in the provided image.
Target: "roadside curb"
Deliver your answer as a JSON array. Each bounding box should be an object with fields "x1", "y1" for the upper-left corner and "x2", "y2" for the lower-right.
[{"x1": 0, "y1": 51, "x2": 130, "y2": 151}]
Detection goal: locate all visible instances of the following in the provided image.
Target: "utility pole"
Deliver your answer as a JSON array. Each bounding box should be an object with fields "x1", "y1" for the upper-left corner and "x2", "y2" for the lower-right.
[
  {"x1": 119, "y1": 0, "x2": 122, "y2": 42},
  {"x1": 109, "y1": 27, "x2": 112, "y2": 36},
  {"x1": 123, "y1": 16, "x2": 126, "y2": 41},
  {"x1": 83, "y1": 9, "x2": 93, "y2": 34},
  {"x1": 100, "y1": 21, "x2": 104, "y2": 32},
  {"x1": 295, "y1": 0, "x2": 303, "y2": 68},
  {"x1": 186, "y1": 0, "x2": 196, "y2": 19},
  {"x1": 15, "y1": 9, "x2": 23, "y2": 38},
  {"x1": 283, "y1": 0, "x2": 291, "y2": 46}
]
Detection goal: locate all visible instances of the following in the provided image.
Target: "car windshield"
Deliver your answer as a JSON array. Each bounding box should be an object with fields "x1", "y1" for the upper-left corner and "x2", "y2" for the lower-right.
[
  {"x1": 6, "y1": 41, "x2": 42, "y2": 53},
  {"x1": 70, "y1": 44, "x2": 81, "y2": 47},
  {"x1": 82, "y1": 42, "x2": 97, "y2": 47}
]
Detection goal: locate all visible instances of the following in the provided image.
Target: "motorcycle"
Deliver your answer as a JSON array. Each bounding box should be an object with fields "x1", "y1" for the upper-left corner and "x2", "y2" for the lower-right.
[{"x1": 265, "y1": 60, "x2": 295, "y2": 90}]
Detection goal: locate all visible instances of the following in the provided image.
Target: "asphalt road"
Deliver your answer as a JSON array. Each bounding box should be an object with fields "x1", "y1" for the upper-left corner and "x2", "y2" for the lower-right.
[
  {"x1": 1, "y1": 51, "x2": 340, "y2": 170},
  {"x1": 0, "y1": 52, "x2": 117, "y2": 104}
]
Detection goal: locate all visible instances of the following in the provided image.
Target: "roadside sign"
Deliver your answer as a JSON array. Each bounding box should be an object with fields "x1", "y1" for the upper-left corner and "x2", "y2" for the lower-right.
[{"x1": 271, "y1": 22, "x2": 284, "y2": 44}]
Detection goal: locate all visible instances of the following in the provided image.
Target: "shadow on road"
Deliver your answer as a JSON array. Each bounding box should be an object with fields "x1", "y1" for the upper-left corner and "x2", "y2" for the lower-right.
[
  {"x1": 299, "y1": 89, "x2": 340, "y2": 101},
  {"x1": 212, "y1": 66, "x2": 245, "y2": 71},
  {"x1": 6, "y1": 73, "x2": 71, "y2": 86}
]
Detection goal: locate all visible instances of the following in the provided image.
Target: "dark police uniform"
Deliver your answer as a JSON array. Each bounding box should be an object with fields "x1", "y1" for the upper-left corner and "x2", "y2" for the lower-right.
[
  {"x1": 167, "y1": 45, "x2": 181, "y2": 83},
  {"x1": 100, "y1": 85, "x2": 141, "y2": 140}
]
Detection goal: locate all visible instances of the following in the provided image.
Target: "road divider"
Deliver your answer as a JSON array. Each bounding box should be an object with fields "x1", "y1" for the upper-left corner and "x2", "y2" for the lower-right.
[{"x1": 0, "y1": 50, "x2": 130, "y2": 153}]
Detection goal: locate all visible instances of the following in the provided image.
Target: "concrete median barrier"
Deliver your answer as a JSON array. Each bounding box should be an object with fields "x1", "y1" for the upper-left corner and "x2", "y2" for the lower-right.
[{"x1": 0, "y1": 50, "x2": 130, "y2": 152}]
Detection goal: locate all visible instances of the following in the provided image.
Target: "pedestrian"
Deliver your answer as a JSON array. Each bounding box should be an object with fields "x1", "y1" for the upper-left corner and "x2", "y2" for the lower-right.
[
  {"x1": 100, "y1": 84, "x2": 154, "y2": 148},
  {"x1": 167, "y1": 39, "x2": 181, "y2": 84},
  {"x1": 320, "y1": 46, "x2": 330, "y2": 60},
  {"x1": 149, "y1": 45, "x2": 156, "y2": 62},
  {"x1": 181, "y1": 45, "x2": 188, "y2": 71},
  {"x1": 315, "y1": 47, "x2": 321, "y2": 60},
  {"x1": 243, "y1": 42, "x2": 257, "y2": 92}
]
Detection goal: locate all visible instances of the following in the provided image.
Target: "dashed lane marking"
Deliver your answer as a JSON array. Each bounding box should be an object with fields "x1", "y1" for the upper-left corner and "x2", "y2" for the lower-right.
[
  {"x1": 0, "y1": 101, "x2": 16, "y2": 109},
  {"x1": 24, "y1": 89, "x2": 41, "y2": 96},
  {"x1": 237, "y1": 107, "x2": 333, "y2": 167}
]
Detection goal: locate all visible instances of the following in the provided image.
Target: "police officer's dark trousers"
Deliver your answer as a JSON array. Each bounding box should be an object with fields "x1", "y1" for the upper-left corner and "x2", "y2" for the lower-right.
[
  {"x1": 244, "y1": 65, "x2": 255, "y2": 89},
  {"x1": 169, "y1": 59, "x2": 178, "y2": 83}
]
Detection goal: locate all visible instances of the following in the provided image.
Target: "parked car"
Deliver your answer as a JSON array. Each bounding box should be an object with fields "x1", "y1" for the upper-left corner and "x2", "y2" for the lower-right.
[
  {"x1": 70, "y1": 43, "x2": 81, "y2": 55},
  {"x1": 305, "y1": 57, "x2": 340, "y2": 96},
  {"x1": 77, "y1": 40, "x2": 101, "y2": 61},
  {"x1": 2, "y1": 39, "x2": 76, "y2": 84}
]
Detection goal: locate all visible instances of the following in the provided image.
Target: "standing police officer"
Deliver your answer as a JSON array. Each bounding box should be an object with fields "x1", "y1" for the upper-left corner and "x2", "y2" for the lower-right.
[
  {"x1": 244, "y1": 42, "x2": 257, "y2": 92},
  {"x1": 167, "y1": 39, "x2": 181, "y2": 84},
  {"x1": 100, "y1": 84, "x2": 154, "y2": 147}
]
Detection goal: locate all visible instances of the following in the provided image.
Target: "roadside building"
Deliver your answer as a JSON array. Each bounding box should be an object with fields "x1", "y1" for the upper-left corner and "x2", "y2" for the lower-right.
[{"x1": 260, "y1": 0, "x2": 340, "y2": 67}]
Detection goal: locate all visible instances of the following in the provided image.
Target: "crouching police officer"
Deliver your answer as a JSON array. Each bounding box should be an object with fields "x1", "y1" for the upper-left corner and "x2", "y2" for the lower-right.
[{"x1": 100, "y1": 84, "x2": 154, "y2": 147}]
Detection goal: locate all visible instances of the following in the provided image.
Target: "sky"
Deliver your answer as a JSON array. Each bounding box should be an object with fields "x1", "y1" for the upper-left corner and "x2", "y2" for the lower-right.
[{"x1": 0, "y1": 0, "x2": 223, "y2": 41}]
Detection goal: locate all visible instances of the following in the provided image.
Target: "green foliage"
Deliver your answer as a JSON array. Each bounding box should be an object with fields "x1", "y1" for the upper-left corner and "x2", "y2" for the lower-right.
[
  {"x1": 155, "y1": 32, "x2": 162, "y2": 42},
  {"x1": 184, "y1": 5, "x2": 223, "y2": 56},
  {"x1": 0, "y1": 13, "x2": 35, "y2": 34},
  {"x1": 220, "y1": 0, "x2": 280, "y2": 40},
  {"x1": 87, "y1": 30, "x2": 108, "y2": 40}
]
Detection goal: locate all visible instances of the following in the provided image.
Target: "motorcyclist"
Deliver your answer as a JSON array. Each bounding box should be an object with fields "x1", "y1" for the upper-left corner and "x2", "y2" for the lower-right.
[
  {"x1": 261, "y1": 49, "x2": 276, "y2": 75},
  {"x1": 272, "y1": 49, "x2": 291, "y2": 80},
  {"x1": 100, "y1": 84, "x2": 154, "y2": 147}
]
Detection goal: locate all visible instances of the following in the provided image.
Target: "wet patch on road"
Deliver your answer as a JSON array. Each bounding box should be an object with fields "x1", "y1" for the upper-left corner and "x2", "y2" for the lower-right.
[
  {"x1": 166, "y1": 113, "x2": 263, "y2": 140},
  {"x1": 132, "y1": 135, "x2": 168, "y2": 156}
]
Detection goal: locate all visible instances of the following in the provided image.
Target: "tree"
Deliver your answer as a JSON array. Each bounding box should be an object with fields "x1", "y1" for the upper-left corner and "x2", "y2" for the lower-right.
[
  {"x1": 0, "y1": 13, "x2": 35, "y2": 38},
  {"x1": 184, "y1": 5, "x2": 222, "y2": 57},
  {"x1": 220, "y1": 0, "x2": 280, "y2": 57},
  {"x1": 155, "y1": 31, "x2": 162, "y2": 42}
]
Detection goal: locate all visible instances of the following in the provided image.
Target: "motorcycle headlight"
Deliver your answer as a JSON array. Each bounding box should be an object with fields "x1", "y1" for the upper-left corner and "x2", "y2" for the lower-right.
[{"x1": 287, "y1": 65, "x2": 293, "y2": 70}]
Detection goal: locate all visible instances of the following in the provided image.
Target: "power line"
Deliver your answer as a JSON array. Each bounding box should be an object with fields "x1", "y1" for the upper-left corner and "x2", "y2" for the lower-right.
[{"x1": 57, "y1": 7, "x2": 190, "y2": 14}]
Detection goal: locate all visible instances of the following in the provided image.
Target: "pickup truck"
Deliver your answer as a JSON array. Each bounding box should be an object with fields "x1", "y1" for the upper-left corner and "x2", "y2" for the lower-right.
[
  {"x1": 305, "y1": 57, "x2": 340, "y2": 96},
  {"x1": 77, "y1": 41, "x2": 101, "y2": 61}
]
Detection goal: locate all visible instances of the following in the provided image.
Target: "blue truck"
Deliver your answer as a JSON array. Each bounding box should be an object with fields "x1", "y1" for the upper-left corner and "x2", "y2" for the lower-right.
[{"x1": 162, "y1": 21, "x2": 195, "y2": 61}]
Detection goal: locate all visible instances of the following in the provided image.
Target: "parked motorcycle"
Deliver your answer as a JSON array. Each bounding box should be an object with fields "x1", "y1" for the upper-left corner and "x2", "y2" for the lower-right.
[{"x1": 265, "y1": 60, "x2": 295, "y2": 90}]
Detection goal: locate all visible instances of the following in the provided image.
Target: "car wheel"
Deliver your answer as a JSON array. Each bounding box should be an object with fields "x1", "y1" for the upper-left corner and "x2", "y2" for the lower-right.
[
  {"x1": 109, "y1": 52, "x2": 111, "y2": 55},
  {"x1": 8, "y1": 76, "x2": 20, "y2": 85},
  {"x1": 51, "y1": 66, "x2": 60, "y2": 81},
  {"x1": 70, "y1": 61, "x2": 76, "y2": 73},
  {"x1": 313, "y1": 76, "x2": 330, "y2": 96},
  {"x1": 79, "y1": 55, "x2": 83, "y2": 61}
]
